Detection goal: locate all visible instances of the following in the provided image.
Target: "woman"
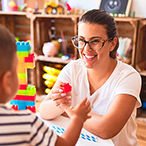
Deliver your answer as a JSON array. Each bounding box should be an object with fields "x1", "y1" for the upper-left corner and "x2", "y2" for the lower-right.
[{"x1": 39, "y1": 9, "x2": 141, "y2": 146}]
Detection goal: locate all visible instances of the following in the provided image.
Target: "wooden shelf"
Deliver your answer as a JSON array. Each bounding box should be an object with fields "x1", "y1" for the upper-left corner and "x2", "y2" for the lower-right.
[
  {"x1": 31, "y1": 14, "x2": 81, "y2": 19},
  {"x1": 35, "y1": 55, "x2": 72, "y2": 64},
  {"x1": 0, "y1": 11, "x2": 27, "y2": 15},
  {"x1": 139, "y1": 71, "x2": 146, "y2": 76},
  {"x1": 114, "y1": 17, "x2": 144, "y2": 67},
  {"x1": 0, "y1": 11, "x2": 30, "y2": 40}
]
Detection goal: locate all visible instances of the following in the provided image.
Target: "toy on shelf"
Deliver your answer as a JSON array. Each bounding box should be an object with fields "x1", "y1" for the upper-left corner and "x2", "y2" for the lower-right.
[
  {"x1": 42, "y1": 41, "x2": 59, "y2": 57},
  {"x1": 42, "y1": 66, "x2": 61, "y2": 94},
  {"x1": 8, "y1": 0, "x2": 18, "y2": 11},
  {"x1": 10, "y1": 41, "x2": 36, "y2": 113},
  {"x1": 44, "y1": 0, "x2": 64, "y2": 14}
]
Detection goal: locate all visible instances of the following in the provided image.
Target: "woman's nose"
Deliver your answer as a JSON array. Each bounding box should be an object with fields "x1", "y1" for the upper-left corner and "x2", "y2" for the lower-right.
[{"x1": 84, "y1": 42, "x2": 93, "y2": 51}]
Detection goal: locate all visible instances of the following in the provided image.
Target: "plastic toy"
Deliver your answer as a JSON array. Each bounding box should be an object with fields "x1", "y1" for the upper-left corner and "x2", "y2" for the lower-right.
[
  {"x1": 8, "y1": 0, "x2": 18, "y2": 11},
  {"x1": 42, "y1": 42, "x2": 58, "y2": 57},
  {"x1": 10, "y1": 41, "x2": 36, "y2": 113},
  {"x1": 44, "y1": 0, "x2": 64, "y2": 14},
  {"x1": 60, "y1": 83, "x2": 72, "y2": 93},
  {"x1": 43, "y1": 65, "x2": 61, "y2": 93},
  {"x1": 43, "y1": 66, "x2": 61, "y2": 76}
]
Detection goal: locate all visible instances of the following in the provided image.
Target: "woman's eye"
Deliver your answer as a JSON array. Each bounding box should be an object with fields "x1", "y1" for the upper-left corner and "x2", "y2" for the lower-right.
[
  {"x1": 92, "y1": 39, "x2": 100, "y2": 43},
  {"x1": 78, "y1": 38, "x2": 84, "y2": 42}
]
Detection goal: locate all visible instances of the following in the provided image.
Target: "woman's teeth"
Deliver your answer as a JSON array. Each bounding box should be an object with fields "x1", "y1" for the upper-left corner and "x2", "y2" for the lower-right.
[{"x1": 85, "y1": 54, "x2": 95, "y2": 59}]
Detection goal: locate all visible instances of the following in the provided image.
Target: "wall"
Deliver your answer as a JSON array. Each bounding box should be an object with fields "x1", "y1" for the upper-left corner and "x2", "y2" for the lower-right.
[
  {"x1": 131, "y1": 0, "x2": 146, "y2": 18},
  {"x1": 1, "y1": 0, "x2": 146, "y2": 18},
  {"x1": 68, "y1": 0, "x2": 146, "y2": 18}
]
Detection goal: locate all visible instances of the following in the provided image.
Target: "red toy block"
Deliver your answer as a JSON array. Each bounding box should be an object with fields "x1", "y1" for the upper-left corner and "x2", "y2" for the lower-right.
[
  {"x1": 19, "y1": 84, "x2": 28, "y2": 90},
  {"x1": 27, "y1": 106, "x2": 36, "y2": 113},
  {"x1": 25, "y1": 53, "x2": 35, "y2": 62},
  {"x1": 11, "y1": 105, "x2": 18, "y2": 110},
  {"x1": 13, "y1": 95, "x2": 36, "y2": 101},
  {"x1": 60, "y1": 83, "x2": 72, "y2": 93}
]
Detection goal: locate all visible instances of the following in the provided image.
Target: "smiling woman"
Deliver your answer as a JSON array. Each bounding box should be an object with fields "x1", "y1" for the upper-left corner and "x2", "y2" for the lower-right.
[{"x1": 39, "y1": 9, "x2": 142, "y2": 146}]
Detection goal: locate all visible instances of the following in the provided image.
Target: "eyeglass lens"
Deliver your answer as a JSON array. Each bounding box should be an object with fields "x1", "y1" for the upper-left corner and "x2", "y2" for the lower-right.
[{"x1": 72, "y1": 36, "x2": 104, "y2": 51}]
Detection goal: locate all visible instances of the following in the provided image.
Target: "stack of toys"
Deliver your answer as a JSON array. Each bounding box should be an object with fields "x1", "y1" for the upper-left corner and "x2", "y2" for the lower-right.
[
  {"x1": 42, "y1": 66, "x2": 61, "y2": 94},
  {"x1": 10, "y1": 41, "x2": 36, "y2": 113}
]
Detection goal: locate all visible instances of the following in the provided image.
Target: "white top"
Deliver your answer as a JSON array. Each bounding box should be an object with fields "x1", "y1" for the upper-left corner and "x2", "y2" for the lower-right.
[
  {"x1": 57, "y1": 59, "x2": 142, "y2": 146},
  {"x1": 0, "y1": 104, "x2": 57, "y2": 146}
]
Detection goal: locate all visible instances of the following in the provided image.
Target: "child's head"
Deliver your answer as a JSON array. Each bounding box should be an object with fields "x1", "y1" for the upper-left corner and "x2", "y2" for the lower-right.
[{"x1": 0, "y1": 24, "x2": 19, "y2": 103}]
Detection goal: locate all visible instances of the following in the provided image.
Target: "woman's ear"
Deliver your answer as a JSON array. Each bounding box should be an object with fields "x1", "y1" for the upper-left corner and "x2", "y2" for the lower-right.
[
  {"x1": 110, "y1": 37, "x2": 118, "y2": 52},
  {"x1": 1, "y1": 71, "x2": 12, "y2": 95}
]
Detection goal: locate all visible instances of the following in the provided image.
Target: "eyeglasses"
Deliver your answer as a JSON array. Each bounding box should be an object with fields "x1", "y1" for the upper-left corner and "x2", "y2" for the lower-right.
[{"x1": 71, "y1": 35, "x2": 113, "y2": 51}]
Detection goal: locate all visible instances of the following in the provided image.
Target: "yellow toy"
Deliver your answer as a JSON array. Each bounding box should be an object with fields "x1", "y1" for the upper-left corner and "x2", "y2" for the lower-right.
[
  {"x1": 42, "y1": 73, "x2": 57, "y2": 82},
  {"x1": 43, "y1": 66, "x2": 61, "y2": 76},
  {"x1": 44, "y1": 0, "x2": 64, "y2": 14}
]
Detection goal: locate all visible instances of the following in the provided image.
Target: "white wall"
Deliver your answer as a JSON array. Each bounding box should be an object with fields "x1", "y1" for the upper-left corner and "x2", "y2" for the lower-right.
[
  {"x1": 68, "y1": 0, "x2": 146, "y2": 18},
  {"x1": 68, "y1": 0, "x2": 100, "y2": 10},
  {"x1": 131, "y1": 0, "x2": 146, "y2": 18}
]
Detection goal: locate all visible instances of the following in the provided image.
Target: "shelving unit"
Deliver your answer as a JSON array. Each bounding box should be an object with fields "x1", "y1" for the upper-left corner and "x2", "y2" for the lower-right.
[
  {"x1": 0, "y1": 11, "x2": 30, "y2": 41},
  {"x1": 29, "y1": 14, "x2": 80, "y2": 94},
  {"x1": 135, "y1": 19, "x2": 146, "y2": 75},
  {"x1": 114, "y1": 17, "x2": 143, "y2": 67},
  {"x1": 134, "y1": 19, "x2": 146, "y2": 117},
  {"x1": 29, "y1": 14, "x2": 80, "y2": 57}
]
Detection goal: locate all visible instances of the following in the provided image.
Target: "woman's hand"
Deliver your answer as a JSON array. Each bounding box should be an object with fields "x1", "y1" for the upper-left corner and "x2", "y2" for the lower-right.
[{"x1": 51, "y1": 88, "x2": 71, "y2": 107}]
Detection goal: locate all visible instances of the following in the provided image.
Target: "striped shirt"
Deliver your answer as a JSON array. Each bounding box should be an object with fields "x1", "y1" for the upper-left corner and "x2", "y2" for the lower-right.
[{"x1": 0, "y1": 104, "x2": 57, "y2": 146}]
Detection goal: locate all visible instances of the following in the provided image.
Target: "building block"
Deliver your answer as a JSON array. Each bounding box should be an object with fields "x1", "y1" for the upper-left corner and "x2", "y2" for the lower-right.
[
  {"x1": 19, "y1": 78, "x2": 27, "y2": 84},
  {"x1": 18, "y1": 57, "x2": 25, "y2": 63},
  {"x1": 17, "y1": 85, "x2": 36, "y2": 96},
  {"x1": 10, "y1": 100, "x2": 36, "y2": 108},
  {"x1": 19, "y1": 84, "x2": 27, "y2": 90},
  {"x1": 25, "y1": 62, "x2": 35, "y2": 68},
  {"x1": 13, "y1": 95, "x2": 36, "y2": 101},
  {"x1": 10, "y1": 41, "x2": 36, "y2": 113},
  {"x1": 25, "y1": 53, "x2": 35, "y2": 62},
  {"x1": 18, "y1": 73, "x2": 27, "y2": 79},
  {"x1": 18, "y1": 67, "x2": 26, "y2": 73},
  {"x1": 16, "y1": 41, "x2": 31, "y2": 52},
  {"x1": 17, "y1": 51, "x2": 30, "y2": 57},
  {"x1": 60, "y1": 83, "x2": 72, "y2": 93}
]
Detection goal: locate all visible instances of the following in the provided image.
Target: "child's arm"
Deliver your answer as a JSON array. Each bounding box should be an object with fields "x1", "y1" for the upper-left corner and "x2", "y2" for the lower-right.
[{"x1": 55, "y1": 97, "x2": 91, "y2": 146}]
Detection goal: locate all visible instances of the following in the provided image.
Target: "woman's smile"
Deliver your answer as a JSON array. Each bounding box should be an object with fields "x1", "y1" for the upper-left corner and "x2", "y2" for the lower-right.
[{"x1": 83, "y1": 53, "x2": 97, "y2": 61}]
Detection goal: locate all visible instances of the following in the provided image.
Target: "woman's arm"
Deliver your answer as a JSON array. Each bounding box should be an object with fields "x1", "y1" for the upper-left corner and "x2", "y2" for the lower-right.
[
  {"x1": 83, "y1": 94, "x2": 137, "y2": 139},
  {"x1": 39, "y1": 80, "x2": 71, "y2": 120}
]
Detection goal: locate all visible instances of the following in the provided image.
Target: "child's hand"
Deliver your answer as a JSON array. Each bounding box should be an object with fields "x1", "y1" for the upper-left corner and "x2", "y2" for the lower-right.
[{"x1": 60, "y1": 97, "x2": 91, "y2": 123}]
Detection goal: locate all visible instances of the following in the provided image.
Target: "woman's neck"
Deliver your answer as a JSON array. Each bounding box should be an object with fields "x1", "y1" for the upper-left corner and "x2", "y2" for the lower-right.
[{"x1": 87, "y1": 59, "x2": 117, "y2": 95}]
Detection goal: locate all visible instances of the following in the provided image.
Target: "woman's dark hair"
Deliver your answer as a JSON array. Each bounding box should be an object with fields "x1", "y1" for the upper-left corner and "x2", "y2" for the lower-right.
[{"x1": 79, "y1": 9, "x2": 119, "y2": 59}]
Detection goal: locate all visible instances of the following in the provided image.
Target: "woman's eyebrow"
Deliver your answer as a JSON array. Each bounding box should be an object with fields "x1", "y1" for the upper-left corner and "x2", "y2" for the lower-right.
[{"x1": 78, "y1": 36, "x2": 102, "y2": 40}]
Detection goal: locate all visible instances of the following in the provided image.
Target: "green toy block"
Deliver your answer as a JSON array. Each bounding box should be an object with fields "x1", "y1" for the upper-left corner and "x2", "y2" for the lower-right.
[
  {"x1": 18, "y1": 73, "x2": 27, "y2": 79},
  {"x1": 17, "y1": 85, "x2": 36, "y2": 96}
]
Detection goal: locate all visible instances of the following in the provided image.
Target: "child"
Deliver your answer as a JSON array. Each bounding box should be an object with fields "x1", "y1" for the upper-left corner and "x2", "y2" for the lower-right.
[{"x1": 0, "y1": 24, "x2": 91, "y2": 146}]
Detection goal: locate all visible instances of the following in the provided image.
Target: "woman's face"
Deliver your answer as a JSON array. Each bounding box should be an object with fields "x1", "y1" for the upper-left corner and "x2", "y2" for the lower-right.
[{"x1": 78, "y1": 22, "x2": 114, "y2": 69}]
